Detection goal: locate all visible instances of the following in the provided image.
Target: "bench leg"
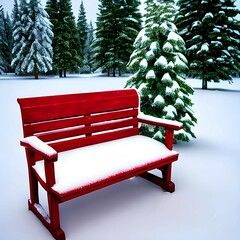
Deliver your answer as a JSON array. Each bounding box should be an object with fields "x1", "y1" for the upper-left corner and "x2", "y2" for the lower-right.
[
  {"x1": 28, "y1": 198, "x2": 65, "y2": 240},
  {"x1": 27, "y1": 172, "x2": 65, "y2": 239},
  {"x1": 139, "y1": 163, "x2": 175, "y2": 193},
  {"x1": 28, "y1": 193, "x2": 65, "y2": 240},
  {"x1": 28, "y1": 169, "x2": 39, "y2": 204}
]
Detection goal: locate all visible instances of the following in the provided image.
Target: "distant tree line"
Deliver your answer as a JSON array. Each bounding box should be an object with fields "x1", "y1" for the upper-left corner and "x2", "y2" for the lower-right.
[
  {"x1": 0, "y1": 0, "x2": 239, "y2": 87},
  {"x1": 0, "y1": 0, "x2": 142, "y2": 79}
]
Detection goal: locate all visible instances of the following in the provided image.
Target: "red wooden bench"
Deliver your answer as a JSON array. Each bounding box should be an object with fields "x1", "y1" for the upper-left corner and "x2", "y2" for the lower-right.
[{"x1": 17, "y1": 89, "x2": 183, "y2": 240}]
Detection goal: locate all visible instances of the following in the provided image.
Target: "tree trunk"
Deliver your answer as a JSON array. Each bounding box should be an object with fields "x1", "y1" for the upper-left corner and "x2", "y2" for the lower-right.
[
  {"x1": 34, "y1": 71, "x2": 39, "y2": 80},
  {"x1": 59, "y1": 70, "x2": 62, "y2": 78},
  {"x1": 202, "y1": 77, "x2": 208, "y2": 89},
  {"x1": 202, "y1": 68, "x2": 207, "y2": 89},
  {"x1": 119, "y1": 67, "x2": 121, "y2": 76},
  {"x1": 113, "y1": 67, "x2": 115, "y2": 77},
  {"x1": 64, "y1": 69, "x2": 66, "y2": 77}
]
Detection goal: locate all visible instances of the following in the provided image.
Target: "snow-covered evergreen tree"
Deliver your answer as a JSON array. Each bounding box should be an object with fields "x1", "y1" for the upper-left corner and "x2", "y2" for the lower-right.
[
  {"x1": 0, "y1": 5, "x2": 5, "y2": 73},
  {"x1": 84, "y1": 21, "x2": 95, "y2": 73},
  {"x1": 22, "y1": 0, "x2": 53, "y2": 79},
  {"x1": 46, "y1": 0, "x2": 82, "y2": 77},
  {"x1": 12, "y1": 0, "x2": 53, "y2": 78},
  {"x1": 11, "y1": 0, "x2": 29, "y2": 75},
  {"x1": 126, "y1": 0, "x2": 197, "y2": 142},
  {"x1": 0, "y1": 7, "x2": 13, "y2": 73},
  {"x1": 77, "y1": 1, "x2": 88, "y2": 61},
  {"x1": 176, "y1": 0, "x2": 240, "y2": 89},
  {"x1": 92, "y1": 0, "x2": 142, "y2": 76}
]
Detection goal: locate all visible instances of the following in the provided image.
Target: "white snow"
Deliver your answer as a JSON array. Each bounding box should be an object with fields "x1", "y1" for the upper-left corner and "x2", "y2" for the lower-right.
[
  {"x1": 167, "y1": 31, "x2": 184, "y2": 43},
  {"x1": 146, "y1": 50, "x2": 155, "y2": 60},
  {"x1": 146, "y1": 69, "x2": 156, "y2": 79},
  {"x1": 161, "y1": 72, "x2": 172, "y2": 83},
  {"x1": 33, "y1": 135, "x2": 178, "y2": 194},
  {"x1": 153, "y1": 95, "x2": 165, "y2": 106},
  {"x1": 137, "y1": 82, "x2": 147, "y2": 94},
  {"x1": 163, "y1": 41, "x2": 173, "y2": 52},
  {"x1": 154, "y1": 55, "x2": 168, "y2": 68},
  {"x1": 163, "y1": 105, "x2": 177, "y2": 118},
  {"x1": 150, "y1": 41, "x2": 158, "y2": 52},
  {"x1": 202, "y1": 12, "x2": 214, "y2": 21},
  {"x1": 139, "y1": 58, "x2": 148, "y2": 69},
  {"x1": 176, "y1": 97, "x2": 184, "y2": 107},
  {"x1": 174, "y1": 56, "x2": 188, "y2": 69},
  {"x1": 166, "y1": 86, "x2": 174, "y2": 95},
  {"x1": 172, "y1": 80, "x2": 180, "y2": 91},
  {"x1": 134, "y1": 28, "x2": 149, "y2": 47},
  {"x1": 1, "y1": 74, "x2": 240, "y2": 240},
  {"x1": 168, "y1": 61, "x2": 174, "y2": 69},
  {"x1": 159, "y1": 22, "x2": 168, "y2": 34},
  {"x1": 201, "y1": 42, "x2": 209, "y2": 52},
  {"x1": 34, "y1": 203, "x2": 51, "y2": 224},
  {"x1": 21, "y1": 136, "x2": 57, "y2": 157},
  {"x1": 138, "y1": 112, "x2": 183, "y2": 128},
  {"x1": 188, "y1": 44, "x2": 198, "y2": 51}
]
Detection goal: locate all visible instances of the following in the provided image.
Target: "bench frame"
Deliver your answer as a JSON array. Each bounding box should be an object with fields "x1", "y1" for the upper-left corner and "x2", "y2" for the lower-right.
[{"x1": 18, "y1": 89, "x2": 183, "y2": 240}]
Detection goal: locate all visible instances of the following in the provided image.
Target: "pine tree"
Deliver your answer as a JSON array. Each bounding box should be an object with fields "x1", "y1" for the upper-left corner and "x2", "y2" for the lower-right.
[
  {"x1": 45, "y1": 0, "x2": 59, "y2": 74},
  {"x1": 92, "y1": 0, "x2": 142, "y2": 76},
  {"x1": 0, "y1": 7, "x2": 13, "y2": 73},
  {"x1": 126, "y1": 0, "x2": 197, "y2": 142},
  {"x1": 77, "y1": 1, "x2": 88, "y2": 62},
  {"x1": 25, "y1": 0, "x2": 53, "y2": 79},
  {"x1": 0, "y1": 5, "x2": 5, "y2": 73},
  {"x1": 176, "y1": 0, "x2": 240, "y2": 89},
  {"x1": 2, "y1": 13, "x2": 13, "y2": 72},
  {"x1": 11, "y1": 0, "x2": 30, "y2": 75},
  {"x1": 46, "y1": 0, "x2": 82, "y2": 77},
  {"x1": 85, "y1": 21, "x2": 95, "y2": 73},
  {"x1": 12, "y1": 0, "x2": 53, "y2": 79}
]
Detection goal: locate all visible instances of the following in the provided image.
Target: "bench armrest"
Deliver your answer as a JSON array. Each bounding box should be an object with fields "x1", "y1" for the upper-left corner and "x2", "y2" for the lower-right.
[
  {"x1": 138, "y1": 112, "x2": 183, "y2": 150},
  {"x1": 20, "y1": 136, "x2": 58, "y2": 162},
  {"x1": 138, "y1": 112, "x2": 183, "y2": 130}
]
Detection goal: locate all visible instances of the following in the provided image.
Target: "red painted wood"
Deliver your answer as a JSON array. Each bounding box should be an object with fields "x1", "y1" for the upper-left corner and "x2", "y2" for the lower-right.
[
  {"x1": 138, "y1": 116, "x2": 183, "y2": 130},
  {"x1": 18, "y1": 89, "x2": 181, "y2": 240},
  {"x1": 18, "y1": 89, "x2": 138, "y2": 107},
  {"x1": 24, "y1": 108, "x2": 138, "y2": 135},
  {"x1": 165, "y1": 128, "x2": 174, "y2": 150},
  {"x1": 49, "y1": 128, "x2": 140, "y2": 153},
  {"x1": 18, "y1": 89, "x2": 138, "y2": 125},
  {"x1": 36, "y1": 117, "x2": 139, "y2": 143}
]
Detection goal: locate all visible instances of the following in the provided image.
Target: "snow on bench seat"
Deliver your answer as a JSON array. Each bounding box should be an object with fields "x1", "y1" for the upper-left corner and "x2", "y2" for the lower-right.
[{"x1": 33, "y1": 135, "x2": 178, "y2": 195}]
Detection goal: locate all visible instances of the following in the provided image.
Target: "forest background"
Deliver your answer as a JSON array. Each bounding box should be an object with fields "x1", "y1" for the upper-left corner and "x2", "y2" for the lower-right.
[{"x1": 2, "y1": 0, "x2": 240, "y2": 22}]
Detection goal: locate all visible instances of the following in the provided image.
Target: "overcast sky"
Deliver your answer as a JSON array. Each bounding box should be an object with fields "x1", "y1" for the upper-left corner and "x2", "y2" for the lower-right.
[
  {"x1": 1, "y1": 0, "x2": 99, "y2": 23},
  {"x1": 1, "y1": 0, "x2": 240, "y2": 23}
]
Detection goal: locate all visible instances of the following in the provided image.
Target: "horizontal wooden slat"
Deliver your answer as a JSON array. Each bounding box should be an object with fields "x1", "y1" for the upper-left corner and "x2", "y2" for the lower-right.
[
  {"x1": 21, "y1": 95, "x2": 138, "y2": 124},
  {"x1": 90, "y1": 108, "x2": 138, "y2": 125},
  {"x1": 49, "y1": 128, "x2": 140, "y2": 153},
  {"x1": 24, "y1": 108, "x2": 138, "y2": 135},
  {"x1": 24, "y1": 115, "x2": 87, "y2": 136},
  {"x1": 36, "y1": 118, "x2": 139, "y2": 142},
  {"x1": 18, "y1": 89, "x2": 138, "y2": 108}
]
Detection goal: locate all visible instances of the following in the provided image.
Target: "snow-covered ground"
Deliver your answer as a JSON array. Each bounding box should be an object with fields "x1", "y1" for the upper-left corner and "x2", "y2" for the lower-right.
[{"x1": 0, "y1": 74, "x2": 240, "y2": 240}]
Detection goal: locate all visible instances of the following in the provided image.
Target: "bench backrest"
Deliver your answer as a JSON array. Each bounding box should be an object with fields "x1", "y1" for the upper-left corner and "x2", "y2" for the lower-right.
[{"x1": 18, "y1": 89, "x2": 140, "y2": 152}]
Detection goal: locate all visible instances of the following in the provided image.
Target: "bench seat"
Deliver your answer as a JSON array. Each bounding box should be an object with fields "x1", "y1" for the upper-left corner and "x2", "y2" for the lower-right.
[{"x1": 33, "y1": 135, "x2": 178, "y2": 196}]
